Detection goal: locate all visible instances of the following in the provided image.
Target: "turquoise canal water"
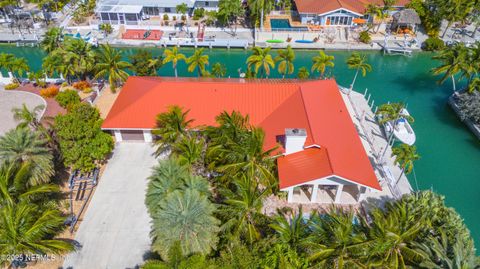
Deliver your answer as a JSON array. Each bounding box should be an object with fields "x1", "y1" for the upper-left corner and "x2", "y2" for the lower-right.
[{"x1": 2, "y1": 46, "x2": 479, "y2": 244}]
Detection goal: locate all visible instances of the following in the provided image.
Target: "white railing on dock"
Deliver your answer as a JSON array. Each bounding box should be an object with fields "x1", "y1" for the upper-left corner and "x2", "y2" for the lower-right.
[{"x1": 342, "y1": 86, "x2": 407, "y2": 199}]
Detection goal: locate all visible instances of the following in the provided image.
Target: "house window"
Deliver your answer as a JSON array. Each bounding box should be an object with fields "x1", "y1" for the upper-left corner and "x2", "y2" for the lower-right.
[
  {"x1": 165, "y1": 7, "x2": 171, "y2": 12},
  {"x1": 101, "y1": 13, "x2": 109, "y2": 21},
  {"x1": 109, "y1": 13, "x2": 118, "y2": 20},
  {"x1": 205, "y1": 1, "x2": 209, "y2": 6}
]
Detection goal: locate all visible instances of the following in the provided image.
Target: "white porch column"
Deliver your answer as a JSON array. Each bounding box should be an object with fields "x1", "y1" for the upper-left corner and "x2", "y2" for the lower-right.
[
  {"x1": 143, "y1": 130, "x2": 153, "y2": 143},
  {"x1": 114, "y1": 130, "x2": 123, "y2": 142},
  {"x1": 287, "y1": 188, "x2": 294, "y2": 203},
  {"x1": 310, "y1": 184, "x2": 319, "y2": 203},
  {"x1": 334, "y1": 184, "x2": 344, "y2": 204},
  {"x1": 358, "y1": 186, "x2": 367, "y2": 201}
]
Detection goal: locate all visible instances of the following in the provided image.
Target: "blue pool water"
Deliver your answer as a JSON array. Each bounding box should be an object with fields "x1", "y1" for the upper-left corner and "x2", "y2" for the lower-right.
[{"x1": 270, "y1": 19, "x2": 308, "y2": 31}]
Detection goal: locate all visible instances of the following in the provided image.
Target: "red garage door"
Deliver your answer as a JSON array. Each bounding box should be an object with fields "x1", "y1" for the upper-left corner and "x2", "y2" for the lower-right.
[{"x1": 121, "y1": 130, "x2": 144, "y2": 141}]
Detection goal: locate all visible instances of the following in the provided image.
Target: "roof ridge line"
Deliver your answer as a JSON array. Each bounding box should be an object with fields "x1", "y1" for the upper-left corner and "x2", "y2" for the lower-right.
[{"x1": 298, "y1": 85, "x2": 317, "y2": 148}]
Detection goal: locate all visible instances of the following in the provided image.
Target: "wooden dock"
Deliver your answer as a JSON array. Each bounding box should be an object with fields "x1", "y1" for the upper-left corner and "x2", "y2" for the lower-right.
[{"x1": 378, "y1": 42, "x2": 413, "y2": 56}]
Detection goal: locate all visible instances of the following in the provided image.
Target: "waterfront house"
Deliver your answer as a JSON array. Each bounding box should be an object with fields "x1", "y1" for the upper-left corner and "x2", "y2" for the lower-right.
[
  {"x1": 96, "y1": 0, "x2": 218, "y2": 25},
  {"x1": 101, "y1": 77, "x2": 382, "y2": 204},
  {"x1": 293, "y1": 0, "x2": 410, "y2": 26}
]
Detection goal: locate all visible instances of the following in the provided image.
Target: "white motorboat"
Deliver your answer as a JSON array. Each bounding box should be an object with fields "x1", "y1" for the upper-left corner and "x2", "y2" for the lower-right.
[{"x1": 383, "y1": 108, "x2": 416, "y2": 145}]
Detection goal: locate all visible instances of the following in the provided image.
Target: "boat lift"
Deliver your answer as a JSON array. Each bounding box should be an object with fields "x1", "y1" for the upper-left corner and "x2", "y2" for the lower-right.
[{"x1": 66, "y1": 168, "x2": 99, "y2": 233}]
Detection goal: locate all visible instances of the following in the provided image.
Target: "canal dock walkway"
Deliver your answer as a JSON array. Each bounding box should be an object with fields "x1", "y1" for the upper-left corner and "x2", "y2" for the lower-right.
[{"x1": 340, "y1": 87, "x2": 413, "y2": 200}]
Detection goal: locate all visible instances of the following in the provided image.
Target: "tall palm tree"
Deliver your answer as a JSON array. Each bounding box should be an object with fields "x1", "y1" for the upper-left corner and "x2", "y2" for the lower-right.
[
  {"x1": 365, "y1": 201, "x2": 425, "y2": 268},
  {"x1": 186, "y1": 48, "x2": 209, "y2": 77},
  {"x1": 219, "y1": 175, "x2": 267, "y2": 244},
  {"x1": 11, "y1": 104, "x2": 45, "y2": 130},
  {"x1": 311, "y1": 51, "x2": 334, "y2": 78},
  {"x1": 347, "y1": 52, "x2": 372, "y2": 93},
  {"x1": 63, "y1": 38, "x2": 96, "y2": 80},
  {"x1": 432, "y1": 44, "x2": 471, "y2": 92},
  {"x1": 297, "y1": 66, "x2": 310, "y2": 79},
  {"x1": 305, "y1": 207, "x2": 369, "y2": 268},
  {"x1": 94, "y1": 44, "x2": 131, "y2": 92},
  {"x1": 376, "y1": 102, "x2": 413, "y2": 125},
  {"x1": 0, "y1": 53, "x2": 29, "y2": 82},
  {"x1": 0, "y1": 202, "x2": 74, "y2": 267},
  {"x1": 248, "y1": 0, "x2": 274, "y2": 28},
  {"x1": 246, "y1": 46, "x2": 275, "y2": 78},
  {"x1": 151, "y1": 188, "x2": 220, "y2": 259},
  {"x1": 440, "y1": 0, "x2": 473, "y2": 38},
  {"x1": 0, "y1": 128, "x2": 54, "y2": 185},
  {"x1": 40, "y1": 27, "x2": 62, "y2": 53},
  {"x1": 391, "y1": 143, "x2": 420, "y2": 184},
  {"x1": 152, "y1": 105, "x2": 194, "y2": 157},
  {"x1": 211, "y1": 62, "x2": 227, "y2": 78},
  {"x1": 163, "y1": 47, "x2": 186, "y2": 78},
  {"x1": 142, "y1": 242, "x2": 210, "y2": 269},
  {"x1": 275, "y1": 45, "x2": 295, "y2": 79}
]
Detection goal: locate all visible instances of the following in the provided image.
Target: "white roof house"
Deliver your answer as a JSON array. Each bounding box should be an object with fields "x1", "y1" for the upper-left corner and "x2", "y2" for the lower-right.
[{"x1": 96, "y1": 0, "x2": 218, "y2": 24}]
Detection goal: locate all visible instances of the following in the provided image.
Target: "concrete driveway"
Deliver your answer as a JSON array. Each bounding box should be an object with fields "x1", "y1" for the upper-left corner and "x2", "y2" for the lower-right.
[
  {"x1": 0, "y1": 89, "x2": 45, "y2": 136},
  {"x1": 63, "y1": 143, "x2": 157, "y2": 269}
]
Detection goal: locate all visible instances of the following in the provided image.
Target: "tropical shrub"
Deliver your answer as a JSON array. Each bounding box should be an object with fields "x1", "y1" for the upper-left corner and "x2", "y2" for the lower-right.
[
  {"x1": 54, "y1": 103, "x2": 114, "y2": 171},
  {"x1": 173, "y1": 16, "x2": 177, "y2": 21},
  {"x1": 163, "y1": 14, "x2": 169, "y2": 21},
  {"x1": 359, "y1": 30, "x2": 371, "y2": 44},
  {"x1": 55, "y1": 89, "x2": 81, "y2": 109},
  {"x1": 456, "y1": 91, "x2": 480, "y2": 125},
  {"x1": 4, "y1": 82, "x2": 19, "y2": 90},
  {"x1": 72, "y1": 80, "x2": 91, "y2": 91},
  {"x1": 39, "y1": 86, "x2": 60, "y2": 98},
  {"x1": 422, "y1": 37, "x2": 445, "y2": 51},
  {"x1": 193, "y1": 8, "x2": 205, "y2": 20}
]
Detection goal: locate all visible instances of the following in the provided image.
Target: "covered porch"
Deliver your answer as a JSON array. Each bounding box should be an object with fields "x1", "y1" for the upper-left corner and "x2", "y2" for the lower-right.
[{"x1": 284, "y1": 178, "x2": 370, "y2": 204}]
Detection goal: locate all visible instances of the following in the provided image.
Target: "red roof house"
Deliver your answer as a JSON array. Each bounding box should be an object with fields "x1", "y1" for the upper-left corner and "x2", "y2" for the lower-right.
[{"x1": 102, "y1": 77, "x2": 381, "y2": 204}]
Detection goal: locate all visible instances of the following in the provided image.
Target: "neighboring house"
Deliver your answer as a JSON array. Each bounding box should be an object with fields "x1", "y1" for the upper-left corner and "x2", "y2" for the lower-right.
[
  {"x1": 293, "y1": 0, "x2": 410, "y2": 26},
  {"x1": 101, "y1": 77, "x2": 382, "y2": 204},
  {"x1": 96, "y1": 0, "x2": 218, "y2": 25}
]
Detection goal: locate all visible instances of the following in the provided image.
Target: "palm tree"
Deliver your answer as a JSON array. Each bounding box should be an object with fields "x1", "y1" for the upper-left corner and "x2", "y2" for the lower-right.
[
  {"x1": 163, "y1": 47, "x2": 187, "y2": 78},
  {"x1": 211, "y1": 62, "x2": 227, "y2": 78},
  {"x1": 219, "y1": 175, "x2": 267, "y2": 244},
  {"x1": 172, "y1": 135, "x2": 205, "y2": 168},
  {"x1": 0, "y1": 128, "x2": 54, "y2": 185},
  {"x1": 365, "y1": 4, "x2": 382, "y2": 32},
  {"x1": 40, "y1": 27, "x2": 62, "y2": 53},
  {"x1": 42, "y1": 50, "x2": 65, "y2": 78},
  {"x1": 152, "y1": 105, "x2": 194, "y2": 157},
  {"x1": 311, "y1": 51, "x2": 334, "y2": 78},
  {"x1": 261, "y1": 243, "x2": 309, "y2": 269},
  {"x1": 305, "y1": 207, "x2": 369, "y2": 268},
  {"x1": 94, "y1": 44, "x2": 131, "y2": 92},
  {"x1": 11, "y1": 104, "x2": 45, "y2": 130},
  {"x1": 0, "y1": 202, "x2": 74, "y2": 267},
  {"x1": 246, "y1": 46, "x2": 275, "y2": 78},
  {"x1": 146, "y1": 158, "x2": 210, "y2": 215},
  {"x1": 440, "y1": 0, "x2": 473, "y2": 38},
  {"x1": 432, "y1": 44, "x2": 471, "y2": 92},
  {"x1": 187, "y1": 48, "x2": 209, "y2": 77},
  {"x1": 0, "y1": 53, "x2": 29, "y2": 82},
  {"x1": 270, "y1": 207, "x2": 307, "y2": 251},
  {"x1": 347, "y1": 52, "x2": 372, "y2": 93},
  {"x1": 376, "y1": 103, "x2": 413, "y2": 125},
  {"x1": 248, "y1": 0, "x2": 274, "y2": 28},
  {"x1": 275, "y1": 45, "x2": 295, "y2": 78},
  {"x1": 297, "y1": 67, "x2": 310, "y2": 79},
  {"x1": 365, "y1": 201, "x2": 426, "y2": 268},
  {"x1": 391, "y1": 144, "x2": 420, "y2": 184},
  {"x1": 151, "y1": 188, "x2": 220, "y2": 259},
  {"x1": 142, "y1": 242, "x2": 210, "y2": 269},
  {"x1": 63, "y1": 38, "x2": 96, "y2": 80}
]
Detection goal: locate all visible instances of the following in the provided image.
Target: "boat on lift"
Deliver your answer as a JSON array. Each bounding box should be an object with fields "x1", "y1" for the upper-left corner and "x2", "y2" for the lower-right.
[{"x1": 383, "y1": 108, "x2": 416, "y2": 145}]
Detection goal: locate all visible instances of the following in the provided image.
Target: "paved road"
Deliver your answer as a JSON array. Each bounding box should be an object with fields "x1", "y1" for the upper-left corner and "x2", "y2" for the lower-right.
[
  {"x1": 63, "y1": 143, "x2": 157, "y2": 269},
  {"x1": 0, "y1": 89, "x2": 45, "y2": 136}
]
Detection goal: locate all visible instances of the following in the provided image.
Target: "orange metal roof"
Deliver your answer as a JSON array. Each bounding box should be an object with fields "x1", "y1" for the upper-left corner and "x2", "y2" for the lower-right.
[
  {"x1": 294, "y1": 0, "x2": 410, "y2": 15},
  {"x1": 102, "y1": 77, "x2": 380, "y2": 190}
]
